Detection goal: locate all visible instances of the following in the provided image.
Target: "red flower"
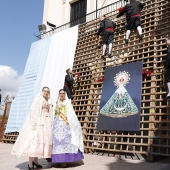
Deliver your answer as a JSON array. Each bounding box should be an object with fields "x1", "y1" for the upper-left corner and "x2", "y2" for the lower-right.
[
  {"x1": 118, "y1": 7, "x2": 124, "y2": 12},
  {"x1": 76, "y1": 73, "x2": 81, "y2": 77},
  {"x1": 142, "y1": 69, "x2": 147, "y2": 77},
  {"x1": 147, "y1": 70, "x2": 153, "y2": 76},
  {"x1": 98, "y1": 78, "x2": 104, "y2": 82},
  {"x1": 142, "y1": 69, "x2": 153, "y2": 78}
]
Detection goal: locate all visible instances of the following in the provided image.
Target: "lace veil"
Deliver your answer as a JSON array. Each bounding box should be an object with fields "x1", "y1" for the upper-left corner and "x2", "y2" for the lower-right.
[{"x1": 11, "y1": 94, "x2": 53, "y2": 157}]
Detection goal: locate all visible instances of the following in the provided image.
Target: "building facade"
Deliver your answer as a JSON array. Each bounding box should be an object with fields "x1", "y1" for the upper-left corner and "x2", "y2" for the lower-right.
[{"x1": 43, "y1": 0, "x2": 120, "y2": 32}]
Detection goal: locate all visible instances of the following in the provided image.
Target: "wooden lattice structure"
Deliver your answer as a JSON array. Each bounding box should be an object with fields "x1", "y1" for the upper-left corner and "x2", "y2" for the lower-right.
[
  {"x1": 72, "y1": 0, "x2": 170, "y2": 161},
  {"x1": 2, "y1": 0, "x2": 170, "y2": 162},
  {"x1": 0, "y1": 101, "x2": 12, "y2": 142}
]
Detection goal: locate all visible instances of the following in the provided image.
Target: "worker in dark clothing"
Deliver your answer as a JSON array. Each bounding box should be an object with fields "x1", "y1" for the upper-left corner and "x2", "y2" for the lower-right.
[
  {"x1": 97, "y1": 15, "x2": 116, "y2": 60},
  {"x1": 164, "y1": 37, "x2": 170, "y2": 98},
  {"x1": 63, "y1": 68, "x2": 76, "y2": 99},
  {"x1": 116, "y1": 0, "x2": 145, "y2": 44}
]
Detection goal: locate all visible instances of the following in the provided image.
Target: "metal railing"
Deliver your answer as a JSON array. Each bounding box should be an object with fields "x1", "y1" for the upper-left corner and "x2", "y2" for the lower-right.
[{"x1": 37, "y1": 0, "x2": 126, "y2": 39}]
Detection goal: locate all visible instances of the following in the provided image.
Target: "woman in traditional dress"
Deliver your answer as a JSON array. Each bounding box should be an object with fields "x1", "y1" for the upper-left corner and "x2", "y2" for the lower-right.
[
  {"x1": 52, "y1": 89, "x2": 84, "y2": 166},
  {"x1": 11, "y1": 87, "x2": 53, "y2": 170}
]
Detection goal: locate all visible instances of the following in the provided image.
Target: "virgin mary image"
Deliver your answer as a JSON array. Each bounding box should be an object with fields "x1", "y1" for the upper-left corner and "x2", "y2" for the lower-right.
[{"x1": 100, "y1": 71, "x2": 138, "y2": 118}]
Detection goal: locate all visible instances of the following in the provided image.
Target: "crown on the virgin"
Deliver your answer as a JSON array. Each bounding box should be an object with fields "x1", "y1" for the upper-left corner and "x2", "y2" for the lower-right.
[{"x1": 114, "y1": 71, "x2": 130, "y2": 87}]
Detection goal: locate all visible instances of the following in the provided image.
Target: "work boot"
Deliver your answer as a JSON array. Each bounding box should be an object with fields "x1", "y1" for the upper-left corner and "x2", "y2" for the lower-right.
[
  {"x1": 139, "y1": 34, "x2": 143, "y2": 42},
  {"x1": 108, "y1": 53, "x2": 112, "y2": 58},
  {"x1": 101, "y1": 55, "x2": 105, "y2": 60},
  {"x1": 125, "y1": 39, "x2": 129, "y2": 44}
]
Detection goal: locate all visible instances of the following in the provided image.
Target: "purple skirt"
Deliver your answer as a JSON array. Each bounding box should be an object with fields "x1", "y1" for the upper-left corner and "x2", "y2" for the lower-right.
[
  {"x1": 52, "y1": 150, "x2": 84, "y2": 163},
  {"x1": 52, "y1": 116, "x2": 84, "y2": 163}
]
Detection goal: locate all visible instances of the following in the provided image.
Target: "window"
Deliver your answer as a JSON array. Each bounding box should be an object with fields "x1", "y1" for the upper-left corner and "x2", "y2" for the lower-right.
[{"x1": 70, "y1": 0, "x2": 87, "y2": 27}]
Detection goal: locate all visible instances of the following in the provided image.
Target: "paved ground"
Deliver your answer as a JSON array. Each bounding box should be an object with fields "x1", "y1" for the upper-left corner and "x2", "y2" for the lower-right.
[{"x1": 0, "y1": 142, "x2": 170, "y2": 170}]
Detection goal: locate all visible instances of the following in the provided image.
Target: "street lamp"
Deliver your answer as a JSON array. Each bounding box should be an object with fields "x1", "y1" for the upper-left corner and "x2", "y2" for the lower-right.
[{"x1": 38, "y1": 24, "x2": 47, "y2": 34}]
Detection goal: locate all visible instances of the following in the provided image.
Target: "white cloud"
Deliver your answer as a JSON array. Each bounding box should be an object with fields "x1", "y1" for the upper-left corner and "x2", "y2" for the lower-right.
[{"x1": 0, "y1": 65, "x2": 21, "y2": 97}]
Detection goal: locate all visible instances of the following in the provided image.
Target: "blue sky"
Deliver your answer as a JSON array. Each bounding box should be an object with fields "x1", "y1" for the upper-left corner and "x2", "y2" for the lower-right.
[
  {"x1": 0, "y1": 1, "x2": 44, "y2": 111},
  {"x1": 0, "y1": 1, "x2": 44, "y2": 75}
]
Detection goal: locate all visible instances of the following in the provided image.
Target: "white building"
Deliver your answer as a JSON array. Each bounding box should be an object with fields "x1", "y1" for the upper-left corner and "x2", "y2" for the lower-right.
[{"x1": 42, "y1": 0, "x2": 124, "y2": 32}]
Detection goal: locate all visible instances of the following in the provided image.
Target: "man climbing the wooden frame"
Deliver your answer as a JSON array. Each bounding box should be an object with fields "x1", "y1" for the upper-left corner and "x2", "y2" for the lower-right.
[
  {"x1": 116, "y1": 0, "x2": 145, "y2": 44},
  {"x1": 164, "y1": 37, "x2": 170, "y2": 98},
  {"x1": 97, "y1": 15, "x2": 116, "y2": 60},
  {"x1": 63, "y1": 68, "x2": 76, "y2": 100}
]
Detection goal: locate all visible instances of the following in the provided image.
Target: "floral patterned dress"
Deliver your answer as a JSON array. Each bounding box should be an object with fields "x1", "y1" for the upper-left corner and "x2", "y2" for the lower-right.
[{"x1": 52, "y1": 100, "x2": 84, "y2": 163}]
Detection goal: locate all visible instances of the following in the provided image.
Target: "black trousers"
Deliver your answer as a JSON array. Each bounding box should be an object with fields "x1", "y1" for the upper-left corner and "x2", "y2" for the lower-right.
[
  {"x1": 64, "y1": 85, "x2": 73, "y2": 99},
  {"x1": 166, "y1": 68, "x2": 170, "y2": 82},
  {"x1": 126, "y1": 16, "x2": 141, "y2": 30},
  {"x1": 102, "y1": 30, "x2": 114, "y2": 45}
]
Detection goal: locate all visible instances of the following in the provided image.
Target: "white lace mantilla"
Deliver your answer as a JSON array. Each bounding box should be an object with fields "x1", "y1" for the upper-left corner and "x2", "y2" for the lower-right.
[{"x1": 11, "y1": 94, "x2": 53, "y2": 158}]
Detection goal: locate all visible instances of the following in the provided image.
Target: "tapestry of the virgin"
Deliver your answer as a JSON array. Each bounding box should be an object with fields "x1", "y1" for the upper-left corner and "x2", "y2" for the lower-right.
[{"x1": 97, "y1": 61, "x2": 142, "y2": 131}]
